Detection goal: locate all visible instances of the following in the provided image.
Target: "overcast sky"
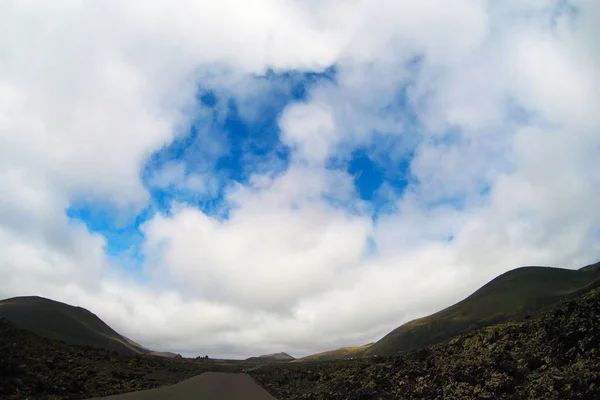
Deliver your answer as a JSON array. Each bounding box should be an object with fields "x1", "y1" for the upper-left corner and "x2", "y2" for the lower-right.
[{"x1": 1, "y1": 0, "x2": 599, "y2": 359}]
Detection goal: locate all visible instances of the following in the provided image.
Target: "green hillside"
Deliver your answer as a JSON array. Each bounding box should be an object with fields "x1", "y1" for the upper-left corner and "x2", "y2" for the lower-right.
[
  {"x1": 365, "y1": 263, "x2": 600, "y2": 356},
  {"x1": 0, "y1": 296, "x2": 171, "y2": 356},
  {"x1": 297, "y1": 343, "x2": 374, "y2": 362}
]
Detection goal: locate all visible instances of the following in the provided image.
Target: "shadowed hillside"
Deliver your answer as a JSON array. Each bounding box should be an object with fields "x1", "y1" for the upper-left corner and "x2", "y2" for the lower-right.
[
  {"x1": 365, "y1": 263, "x2": 600, "y2": 356},
  {"x1": 251, "y1": 282, "x2": 600, "y2": 399},
  {"x1": 246, "y1": 352, "x2": 295, "y2": 362},
  {"x1": 0, "y1": 318, "x2": 251, "y2": 399},
  {"x1": 0, "y1": 296, "x2": 173, "y2": 356}
]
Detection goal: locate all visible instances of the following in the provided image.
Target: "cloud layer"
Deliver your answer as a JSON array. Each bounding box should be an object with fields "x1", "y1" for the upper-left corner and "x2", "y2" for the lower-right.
[{"x1": 1, "y1": 0, "x2": 599, "y2": 358}]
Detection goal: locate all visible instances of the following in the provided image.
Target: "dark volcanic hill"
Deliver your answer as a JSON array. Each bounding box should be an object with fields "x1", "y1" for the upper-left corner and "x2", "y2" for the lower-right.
[
  {"x1": 246, "y1": 352, "x2": 295, "y2": 363},
  {"x1": 0, "y1": 318, "x2": 249, "y2": 399},
  {"x1": 0, "y1": 296, "x2": 172, "y2": 356},
  {"x1": 250, "y1": 282, "x2": 600, "y2": 399},
  {"x1": 2, "y1": 278, "x2": 600, "y2": 399},
  {"x1": 364, "y1": 262, "x2": 600, "y2": 356}
]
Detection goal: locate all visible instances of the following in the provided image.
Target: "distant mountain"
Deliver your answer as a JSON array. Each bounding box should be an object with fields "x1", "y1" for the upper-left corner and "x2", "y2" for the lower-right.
[
  {"x1": 364, "y1": 262, "x2": 600, "y2": 356},
  {"x1": 298, "y1": 343, "x2": 374, "y2": 362},
  {"x1": 245, "y1": 352, "x2": 295, "y2": 362},
  {"x1": 0, "y1": 296, "x2": 173, "y2": 357}
]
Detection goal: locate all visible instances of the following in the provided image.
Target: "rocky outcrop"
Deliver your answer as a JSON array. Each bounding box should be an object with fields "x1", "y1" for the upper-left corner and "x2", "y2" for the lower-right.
[{"x1": 250, "y1": 287, "x2": 600, "y2": 399}]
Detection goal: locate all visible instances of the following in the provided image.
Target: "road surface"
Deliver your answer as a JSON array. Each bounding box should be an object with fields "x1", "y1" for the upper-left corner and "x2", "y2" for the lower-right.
[{"x1": 89, "y1": 372, "x2": 277, "y2": 400}]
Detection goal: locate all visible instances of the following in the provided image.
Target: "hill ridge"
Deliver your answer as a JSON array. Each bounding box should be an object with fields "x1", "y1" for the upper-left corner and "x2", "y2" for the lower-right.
[
  {"x1": 245, "y1": 352, "x2": 295, "y2": 362},
  {"x1": 364, "y1": 264, "x2": 600, "y2": 356},
  {"x1": 0, "y1": 295, "x2": 172, "y2": 356}
]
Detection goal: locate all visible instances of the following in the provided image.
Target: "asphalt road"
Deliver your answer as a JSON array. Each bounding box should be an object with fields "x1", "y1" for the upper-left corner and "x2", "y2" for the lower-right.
[{"x1": 89, "y1": 372, "x2": 277, "y2": 400}]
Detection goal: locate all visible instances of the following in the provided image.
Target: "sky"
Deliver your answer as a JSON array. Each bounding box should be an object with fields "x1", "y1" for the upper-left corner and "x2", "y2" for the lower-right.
[{"x1": 1, "y1": 0, "x2": 599, "y2": 359}]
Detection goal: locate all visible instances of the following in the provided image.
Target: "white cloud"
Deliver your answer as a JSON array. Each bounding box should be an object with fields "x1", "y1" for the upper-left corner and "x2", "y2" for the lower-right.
[
  {"x1": 279, "y1": 102, "x2": 336, "y2": 163},
  {"x1": 1, "y1": 0, "x2": 599, "y2": 359},
  {"x1": 142, "y1": 165, "x2": 371, "y2": 312},
  {"x1": 147, "y1": 162, "x2": 218, "y2": 195}
]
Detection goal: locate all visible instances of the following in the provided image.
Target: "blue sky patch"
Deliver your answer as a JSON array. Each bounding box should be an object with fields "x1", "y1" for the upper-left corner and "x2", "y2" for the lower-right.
[
  {"x1": 348, "y1": 150, "x2": 385, "y2": 201},
  {"x1": 65, "y1": 67, "x2": 344, "y2": 271},
  {"x1": 66, "y1": 201, "x2": 148, "y2": 273},
  {"x1": 63, "y1": 63, "x2": 436, "y2": 275}
]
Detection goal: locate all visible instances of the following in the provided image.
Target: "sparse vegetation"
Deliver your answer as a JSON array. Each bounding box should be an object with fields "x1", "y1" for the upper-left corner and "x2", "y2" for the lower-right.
[
  {"x1": 250, "y1": 285, "x2": 600, "y2": 399},
  {"x1": 0, "y1": 319, "x2": 253, "y2": 399},
  {"x1": 296, "y1": 344, "x2": 374, "y2": 362},
  {"x1": 1, "y1": 262, "x2": 599, "y2": 399},
  {"x1": 364, "y1": 263, "x2": 600, "y2": 356}
]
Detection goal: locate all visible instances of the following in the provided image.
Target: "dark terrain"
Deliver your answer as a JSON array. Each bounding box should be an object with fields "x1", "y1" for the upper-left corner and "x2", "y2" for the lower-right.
[
  {"x1": 363, "y1": 263, "x2": 600, "y2": 357},
  {"x1": 246, "y1": 353, "x2": 296, "y2": 363},
  {"x1": 250, "y1": 286, "x2": 600, "y2": 399},
  {"x1": 0, "y1": 319, "x2": 251, "y2": 399},
  {"x1": 2, "y1": 282, "x2": 600, "y2": 399},
  {"x1": 1, "y1": 263, "x2": 599, "y2": 399}
]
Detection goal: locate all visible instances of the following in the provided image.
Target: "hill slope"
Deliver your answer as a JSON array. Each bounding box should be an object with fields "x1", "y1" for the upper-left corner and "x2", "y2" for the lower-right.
[
  {"x1": 365, "y1": 263, "x2": 600, "y2": 356},
  {"x1": 297, "y1": 343, "x2": 374, "y2": 362},
  {"x1": 250, "y1": 282, "x2": 600, "y2": 399},
  {"x1": 0, "y1": 296, "x2": 167, "y2": 355},
  {"x1": 245, "y1": 352, "x2": 295, "y2": 362},
  {"x1": 0, "y1": 319, "x2": 250, "y2": 399}
]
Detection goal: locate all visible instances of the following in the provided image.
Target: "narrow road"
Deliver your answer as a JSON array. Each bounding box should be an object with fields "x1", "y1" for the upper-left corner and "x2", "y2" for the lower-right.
[{"x1": 89, "y1": 372, "x2": 277, "y2": 400}]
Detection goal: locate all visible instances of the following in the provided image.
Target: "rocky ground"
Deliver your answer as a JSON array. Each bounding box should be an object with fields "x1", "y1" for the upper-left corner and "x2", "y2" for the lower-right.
[
  {"x1": 250, "y1": 287, "x2": 600, "y2": 399},
  {"x1": 0, "y1": 321, "x2": 248, "y2": 399},
  {"x1": 2, "y1": 286, "x2": 599, "y2": 399}
]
